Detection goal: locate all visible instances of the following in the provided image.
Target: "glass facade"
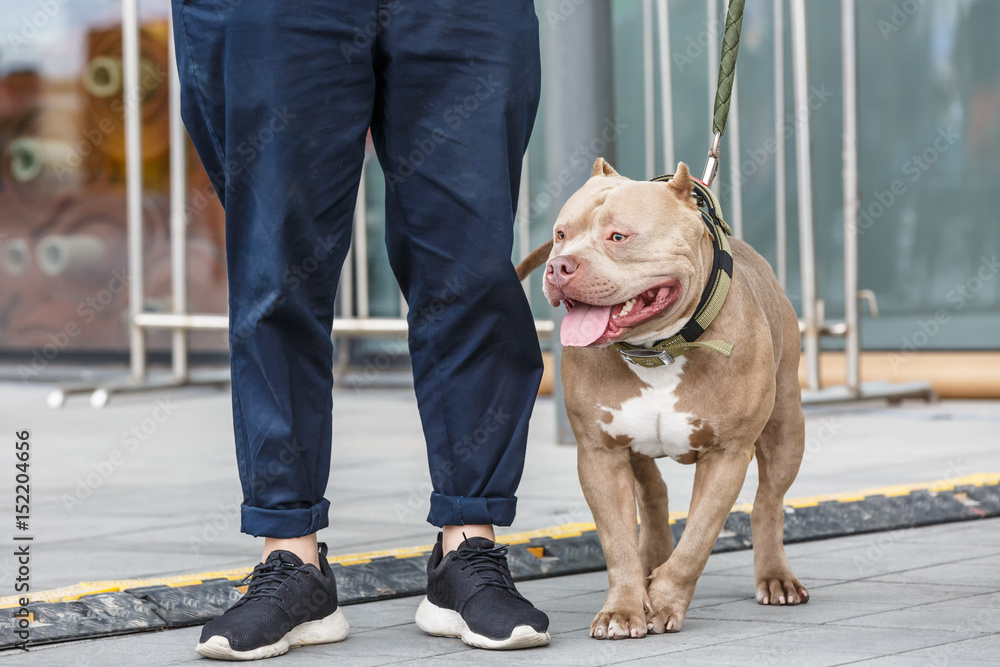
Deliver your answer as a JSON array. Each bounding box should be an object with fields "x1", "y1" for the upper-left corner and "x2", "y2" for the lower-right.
[
  {"x1": 593, "y1": 0, "x2": 999, "y2": 350},
  {"x1": 0, "y1": 0, "x2": 227, "y2": 357},
  {"x1": 1, "y1": 0, "x2": 996, "y2": 361}
]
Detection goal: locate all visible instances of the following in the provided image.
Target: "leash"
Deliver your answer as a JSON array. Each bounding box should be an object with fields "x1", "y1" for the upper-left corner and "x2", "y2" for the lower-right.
[
  {"x1": 702, "y1": 0, "x2": 745, "y2": 187},
  {"x1": 611, "y1": 1, "x2": 745, "y2": 369}
]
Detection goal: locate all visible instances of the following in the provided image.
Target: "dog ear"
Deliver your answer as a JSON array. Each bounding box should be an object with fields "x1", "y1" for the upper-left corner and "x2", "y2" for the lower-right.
[
  {"x1": 591, "y1": 157, "x2": 622, "y2": 178},
  {"x1": 666, "y1": 162, "x2": 699, "y2": 210}
]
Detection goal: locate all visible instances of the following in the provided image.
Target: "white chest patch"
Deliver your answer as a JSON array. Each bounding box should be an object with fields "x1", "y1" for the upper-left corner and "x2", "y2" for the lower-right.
[{"x1": 597, "y1": 357, "x2": 696, "y2": 460}]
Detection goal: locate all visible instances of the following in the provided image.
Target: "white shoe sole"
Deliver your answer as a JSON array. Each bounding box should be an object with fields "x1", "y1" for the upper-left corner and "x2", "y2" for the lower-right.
[
  {"x1": 195, "y1": 607, "x2": 349, "y2": 661},
  {"x1": 414, "y1": 596, "x2": 550, "y2": 650}
]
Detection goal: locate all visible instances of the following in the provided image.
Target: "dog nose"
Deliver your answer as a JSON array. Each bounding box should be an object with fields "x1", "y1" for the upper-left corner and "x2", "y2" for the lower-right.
[{"x1": 546, "y1": 255, "x2": 578, "y2": 287}]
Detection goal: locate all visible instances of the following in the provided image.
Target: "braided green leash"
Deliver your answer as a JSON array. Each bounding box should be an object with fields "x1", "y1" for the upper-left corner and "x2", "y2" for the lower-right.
[
  {"x1": 702, "y1": 0, "x2": 745, "y2": 186},
  {"x1": 611, "y1": 9, "x2": 746, "y2": 369}
]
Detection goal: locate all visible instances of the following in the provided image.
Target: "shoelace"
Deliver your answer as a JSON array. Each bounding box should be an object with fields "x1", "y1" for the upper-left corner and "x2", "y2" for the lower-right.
[
  {"x1": 456, "y1": 539, "x2": 527, "y2": 601},
  {"x1": 232, "y1": 559, "x2": 296, "y2": 607}
]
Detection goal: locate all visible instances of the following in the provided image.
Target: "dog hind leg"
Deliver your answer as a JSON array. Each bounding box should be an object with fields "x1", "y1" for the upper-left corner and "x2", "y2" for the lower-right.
[
  {"x1": 751, "y1": 347, "x2": 809, "y2": 606},
  {"x1": 630, "y1": 453, "x2": 674, "y2": 578}
]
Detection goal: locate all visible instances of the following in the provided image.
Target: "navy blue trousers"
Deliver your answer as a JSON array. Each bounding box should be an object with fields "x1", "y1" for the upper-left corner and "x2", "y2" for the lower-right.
[{"x1": 172, "y1": 0, "x2": 543, "y2": 538}]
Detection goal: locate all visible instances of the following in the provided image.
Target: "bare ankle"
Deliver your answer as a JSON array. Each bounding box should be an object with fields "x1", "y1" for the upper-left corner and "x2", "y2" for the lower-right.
[
  {"x1": 263, "y1": 534, "x2": 321, "y2": 567},
  {"x1": 441, "y1": 524, "x2": 495, "y2": 554}
]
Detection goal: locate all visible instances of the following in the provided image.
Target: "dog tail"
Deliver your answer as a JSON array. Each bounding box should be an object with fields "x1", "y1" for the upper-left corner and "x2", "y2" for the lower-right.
[{"x1": 515, "y1": 239, "x2": 553, "y2": 282}]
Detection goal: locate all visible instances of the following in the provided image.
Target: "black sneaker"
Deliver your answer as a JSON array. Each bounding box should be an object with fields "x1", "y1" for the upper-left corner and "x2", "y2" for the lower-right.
[
  {"x1": 416, "y1": 533, "x2": 550, "y2": 650},
  {"x1": 196, "y1": 543, "x2": 349, "y2": 660}
]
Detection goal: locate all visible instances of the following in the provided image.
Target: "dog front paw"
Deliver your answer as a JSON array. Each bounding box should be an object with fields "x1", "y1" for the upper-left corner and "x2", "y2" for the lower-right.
[
  {"x1": 590, "y1": 605, "x2": 648, "y2": 640},
  {"x1": 755, "y1": 569, "x2": 809, "y2": 605},
  {"x1": 646, "y1": 569, "x2": 694, "y2": 633},
  {"x1": 645, "y1": 602, "x2": 686, "y2": 634}
]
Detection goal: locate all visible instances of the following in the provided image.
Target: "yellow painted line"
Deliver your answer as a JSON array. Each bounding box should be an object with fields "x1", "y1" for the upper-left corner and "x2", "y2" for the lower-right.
[
  {"x1": 3, "y1": 473, "x2": 996, "y2": 609},
  {"x1": 783, "y1": 472, "x2": 1000, "y2": 508}
]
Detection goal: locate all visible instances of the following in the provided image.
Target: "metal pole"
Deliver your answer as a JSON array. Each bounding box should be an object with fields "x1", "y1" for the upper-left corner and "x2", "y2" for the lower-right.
[
  {"x1": 540, "y1": 0, "x2": 615, "y2": 445},
  {"x1": 774, "y1": 0, "x2": 787, "y2": 289},
  {"x1": 790, "y1": 0, "x2": 820, "y2": 391},
  {"x1": 707, "y1": 0, "x2": 719, "y2": 142},
  {"x1": 655, "y1": 0, "x2": 674, "y2": 172},
  {"x1": 842, "y1": 0, "x2": 860, "y2": 393},
  {"x1": 341, "y1": 244, "x2": 354, "y2": 317},
  {"x1": 354, "y1": 164, "x2": 369, "y2": 319},
  {"x1": 167, "y1": 14, "x2": 188, "y2": 382},
  {"x1": 122, "y1": 0, "x2": 145, "y2": 381},
  {"x1": 726, "y1": 0, "x2": 743, "y2": 239},
  {"x1": 518, "y1": 151, "x2": 531, "y2": 298},
  {"x1": 643, "y1": 0, "x2": 655, "y2": 179}
]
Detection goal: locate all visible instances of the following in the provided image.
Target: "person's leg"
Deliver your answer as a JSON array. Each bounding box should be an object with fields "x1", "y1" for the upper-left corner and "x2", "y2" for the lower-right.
[
  {"x1": 174, "y1": 0, "x2": 376, "y2": 559},
  {"x1": 172, "y1": 0, "x2": 376, "y2": 658},
  {"x1": 371, "y1": 1, "x2": 548, "y2": 650},
  {"x1": 371, "y1": 0, "x2": 543, "y2": 544}
]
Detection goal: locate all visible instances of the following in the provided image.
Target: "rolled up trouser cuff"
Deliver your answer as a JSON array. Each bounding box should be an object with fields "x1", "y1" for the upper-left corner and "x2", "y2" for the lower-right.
[
  {"x1": 427, "y1": 493, "x2": 517, "y2": 528},
  {"x1": 241, "y1": 498, "x2": 330, "y2": 538}
]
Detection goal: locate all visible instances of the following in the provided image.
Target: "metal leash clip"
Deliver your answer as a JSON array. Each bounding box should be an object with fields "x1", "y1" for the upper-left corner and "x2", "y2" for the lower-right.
[{"x1": 617, "y1": 348, "x2": 676, "y2": 366}]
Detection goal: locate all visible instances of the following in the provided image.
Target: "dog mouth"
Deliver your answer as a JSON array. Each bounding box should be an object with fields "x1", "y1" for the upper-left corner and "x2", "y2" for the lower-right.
[{"x1": 560, "y1": 280, "x2": 682, "y2": 347}]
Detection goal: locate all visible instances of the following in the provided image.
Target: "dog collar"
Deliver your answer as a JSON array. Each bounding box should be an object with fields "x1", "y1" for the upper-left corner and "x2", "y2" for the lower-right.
[{"x1": 610, "y1": 175, "x2": 735, "y2": 368}]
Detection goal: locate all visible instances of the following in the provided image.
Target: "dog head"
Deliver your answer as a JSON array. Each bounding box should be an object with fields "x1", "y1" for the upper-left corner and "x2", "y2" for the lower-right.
[{"x1": 544, "y1": 159, "x2": 715, "y2": 348}]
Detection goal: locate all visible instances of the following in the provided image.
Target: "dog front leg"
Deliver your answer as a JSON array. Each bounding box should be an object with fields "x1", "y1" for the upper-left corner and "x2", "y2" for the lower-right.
[
  {"x1": 579, "y1": 443, "x2": 649, "y2": 640},
  {"x1": 646, "y1": 446, "x2": 753, "y2": 633}
]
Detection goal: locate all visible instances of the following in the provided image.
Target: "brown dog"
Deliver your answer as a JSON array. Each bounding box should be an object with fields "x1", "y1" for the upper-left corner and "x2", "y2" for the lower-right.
[{"x1": 518, "y1": 159, "x2": 808, "y2": 640}]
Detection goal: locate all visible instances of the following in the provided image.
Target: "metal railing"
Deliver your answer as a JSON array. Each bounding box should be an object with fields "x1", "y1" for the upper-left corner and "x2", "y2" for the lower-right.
[
  {"x1": 50, "y1": 0, "x2": 552, "y2": 408},
  {"x1": 51, "y1": 0, "x2": 931, "y2": 409}
]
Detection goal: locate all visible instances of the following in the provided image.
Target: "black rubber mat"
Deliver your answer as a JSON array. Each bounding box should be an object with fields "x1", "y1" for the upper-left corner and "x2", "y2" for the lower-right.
[{"x1": 2, "y1": 479, "x2": 997, "y2": 650}]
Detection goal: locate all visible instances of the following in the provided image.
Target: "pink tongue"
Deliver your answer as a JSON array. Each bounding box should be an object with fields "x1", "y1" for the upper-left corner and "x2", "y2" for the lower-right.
[{"x1": 561, "y1": 303, "x2": 613, "y2": 346}]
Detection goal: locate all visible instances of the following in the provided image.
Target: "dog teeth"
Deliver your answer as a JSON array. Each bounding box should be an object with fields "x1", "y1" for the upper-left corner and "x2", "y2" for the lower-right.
[{"x1": 618, "y1": 298, "x2": 636, "y2": 318}]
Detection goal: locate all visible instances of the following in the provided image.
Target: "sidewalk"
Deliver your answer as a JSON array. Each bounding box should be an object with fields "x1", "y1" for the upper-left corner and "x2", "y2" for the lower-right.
[
  {"x1": 5, "y1": 519, "x2": 999, "y2": 665},
  {"x1": 3, "y1": 381, "x2": 997, "y2": 590},
  {"x1": 0, "y1": 379, "x2": 998, "y2": 663}
]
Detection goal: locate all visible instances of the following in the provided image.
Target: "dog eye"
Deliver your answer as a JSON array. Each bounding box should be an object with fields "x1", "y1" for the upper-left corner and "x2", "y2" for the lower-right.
[
  {"x1": 610, "y1": 232, "x2": 628, "y2": 242},
  {"x1": 556, "y1": 230, "x2": 565, "y2": 240}
]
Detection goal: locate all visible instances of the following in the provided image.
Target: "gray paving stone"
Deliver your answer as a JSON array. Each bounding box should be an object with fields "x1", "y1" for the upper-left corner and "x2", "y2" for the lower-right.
[
  {"x1": 688, "y1": 593, "x2": 901, "y2": 626},
  {"x1": 706, "y1": 541, "x2": 1000, "y2": 583},
  {"x1": 792, "y1": 579, "x2": 996, "y2": 607},
  {"x1": 853, "y1": 632, "x2": 1000, "y2": 665},
  {"x1": 833, "y1": 590, "x2": 1000, "y2": 634},
  {"x1": 1, "y1": 628, "x2": 204, "y2": 666},
  {"x1": 5, "y1": 386, "x2": 1000, "y2": 665},
  {"x1": 625, "y1": 625, "x2": 986, "y2": 667},
  {"x1": 871, "y1": 552, "x2": 1000, "y2": 588},
  {"x1": 893, "y1": 519, "x2": 1000, "y2": 547}
]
